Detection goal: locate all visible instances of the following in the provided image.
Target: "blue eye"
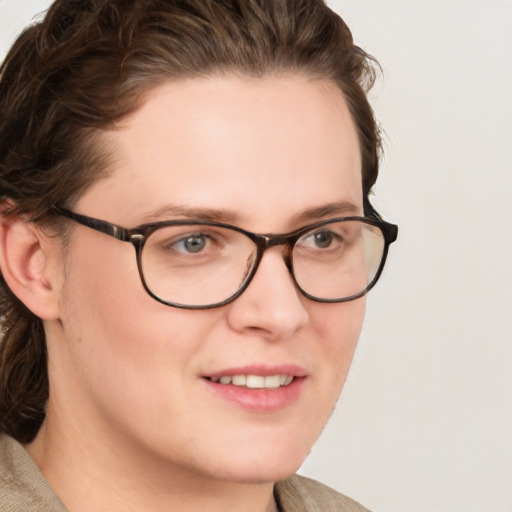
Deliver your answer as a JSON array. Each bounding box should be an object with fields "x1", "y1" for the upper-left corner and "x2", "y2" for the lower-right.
[{"x1": 174, "y1": 234, "x2": 208, "y2": 253}]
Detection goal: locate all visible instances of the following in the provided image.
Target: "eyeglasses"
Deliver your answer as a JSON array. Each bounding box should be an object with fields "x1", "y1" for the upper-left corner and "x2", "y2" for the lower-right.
[{"x1": 52, "y1": 206, "x2": 398, "y2": 309}]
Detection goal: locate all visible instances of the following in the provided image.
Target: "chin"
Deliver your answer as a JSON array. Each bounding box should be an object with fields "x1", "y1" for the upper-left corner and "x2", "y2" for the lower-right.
[
  {"x1": 212, "y1": 461, "x2": 304, "y2": 485},
  {"x1": 202, "y1": 438, "x2": 311, "y2": 485}
]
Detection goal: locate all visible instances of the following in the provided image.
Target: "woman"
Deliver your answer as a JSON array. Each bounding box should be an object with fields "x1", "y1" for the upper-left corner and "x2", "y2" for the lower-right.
[{"x1": 0, "y1": 1, "x2": 397, "y2": 510}]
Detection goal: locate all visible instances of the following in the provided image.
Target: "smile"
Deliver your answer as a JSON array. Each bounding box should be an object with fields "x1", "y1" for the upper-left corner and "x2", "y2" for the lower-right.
[
  {"x1": 207, "y1": 374, "x2": 294, "y2": 389},
  {"x1": 203, "y1": 365, "x2": 307, "y2": 411}
]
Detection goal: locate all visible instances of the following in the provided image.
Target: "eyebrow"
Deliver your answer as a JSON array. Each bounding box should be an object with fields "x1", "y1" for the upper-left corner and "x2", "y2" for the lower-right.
[
  {"x1": 294, "y1": 201, "x2": 362, "y2": 223},
  {"x1": 139, "y1": 200, "x2": 361, "y2": 226},
  {"x1": 139, "y1": 205, "x2": 239, "y2": 224}
]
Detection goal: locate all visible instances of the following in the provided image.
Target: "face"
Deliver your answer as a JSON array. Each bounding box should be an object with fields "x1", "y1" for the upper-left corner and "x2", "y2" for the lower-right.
[{"x1": 49, "y1": 75, "x2": 365, "y2": 484}]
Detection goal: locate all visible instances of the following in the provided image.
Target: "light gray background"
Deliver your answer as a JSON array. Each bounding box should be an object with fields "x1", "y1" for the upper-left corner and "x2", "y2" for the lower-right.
[{"x1": 1, "y1": 1, "x2": 511, "y2": 511}]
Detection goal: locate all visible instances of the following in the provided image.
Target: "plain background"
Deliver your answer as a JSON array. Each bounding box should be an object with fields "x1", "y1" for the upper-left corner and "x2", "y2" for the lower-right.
[{"x1": 1, "y1": 1, "x2": 511, "y2": 511}]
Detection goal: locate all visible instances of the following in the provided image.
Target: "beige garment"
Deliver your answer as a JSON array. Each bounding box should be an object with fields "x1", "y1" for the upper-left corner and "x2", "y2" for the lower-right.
[
  {"x1": 0, "y1": 433, "x2": 67, "y2": 511},
  {"x1": 0, "y1": 433, "x2": 370, "y2": 511},
  {"x1": 274, "y1": 475, "x2": 371, "y2": 512}
]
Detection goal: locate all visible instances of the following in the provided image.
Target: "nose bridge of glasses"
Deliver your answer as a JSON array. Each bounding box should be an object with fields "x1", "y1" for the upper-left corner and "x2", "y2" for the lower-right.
[
  {"x1": 255, "y1": 233, "x2": 294, "y2": 274},
  {"x1": 261, "y1": 232, "x2": 293, "y2": 249}
]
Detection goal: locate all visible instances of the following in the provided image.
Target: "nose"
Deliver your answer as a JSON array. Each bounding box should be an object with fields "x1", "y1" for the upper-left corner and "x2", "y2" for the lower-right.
[{"x1": 225, "y1": 248, "x2": 309, "y2": 339}]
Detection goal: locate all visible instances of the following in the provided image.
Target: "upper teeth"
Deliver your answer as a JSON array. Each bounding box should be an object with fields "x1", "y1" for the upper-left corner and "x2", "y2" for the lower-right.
[{"x1": 211, "y1": 375, "x2": 293, "y2": 389}]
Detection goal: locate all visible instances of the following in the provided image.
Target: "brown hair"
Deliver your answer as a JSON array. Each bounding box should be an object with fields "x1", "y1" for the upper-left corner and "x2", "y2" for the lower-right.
[{"x1": 0, "y1": 0, "x2": 382, "y2": 442}]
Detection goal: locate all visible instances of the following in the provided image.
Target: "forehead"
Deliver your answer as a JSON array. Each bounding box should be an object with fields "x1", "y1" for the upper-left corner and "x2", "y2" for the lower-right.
[{"x1": 79, "y1": 74, "x2": 363, "y2": 230}]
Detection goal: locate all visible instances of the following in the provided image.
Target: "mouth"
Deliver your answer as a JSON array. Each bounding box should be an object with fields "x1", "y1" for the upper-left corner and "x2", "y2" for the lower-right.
[
  {"x1": 202, "y1": 366, "x2": 306, "y2": 412},
  {"x1": 205, "y1": 374, "x2": 294, "y2": 389}
]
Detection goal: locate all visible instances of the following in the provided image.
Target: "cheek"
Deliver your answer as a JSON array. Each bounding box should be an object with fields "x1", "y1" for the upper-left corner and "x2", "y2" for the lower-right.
[
  {"x1": 310, "y1": 297, "x2": 366, "y2": 384},
  {"x1": 315, "y1": 295, "x2": 365, "y2": 340},
  {"x1": 61, "y1": 236, "x2": 224, "y2": 381},
  {"x1": 59, "y1": 239, "x2": 167, "y2": 390},
  {"x1": 58, "y1": 250, "x2": 220, "y2": 435}
]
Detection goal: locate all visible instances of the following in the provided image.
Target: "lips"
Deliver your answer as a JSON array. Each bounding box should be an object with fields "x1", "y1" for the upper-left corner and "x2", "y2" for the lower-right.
[{"x1": 202, "y1": 365, "x2": 307, "y2": 412}]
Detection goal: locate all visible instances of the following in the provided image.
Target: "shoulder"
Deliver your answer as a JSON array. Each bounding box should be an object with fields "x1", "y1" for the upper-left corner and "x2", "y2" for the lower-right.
[
  {"x1": 274, "y1": 474, "x2": 371, "y2": 512},
  {"x1": 0, "y1": 433, "x2": 68, "y2": 512}
]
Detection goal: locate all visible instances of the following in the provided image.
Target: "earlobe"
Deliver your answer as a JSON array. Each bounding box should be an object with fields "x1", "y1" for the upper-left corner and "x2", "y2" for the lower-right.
[{"x1": 0, "y1": 212, "x2": 61, "y2": 321}]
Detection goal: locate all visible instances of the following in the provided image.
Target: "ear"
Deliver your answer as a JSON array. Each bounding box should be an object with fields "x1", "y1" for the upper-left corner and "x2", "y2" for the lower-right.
[{"x1": 0, "y1": 211, "x2": 62, "y2": 321}]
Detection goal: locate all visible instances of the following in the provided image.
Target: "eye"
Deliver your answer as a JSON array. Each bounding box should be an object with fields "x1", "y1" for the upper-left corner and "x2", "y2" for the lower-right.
[
  {"x1": 173, "y1": 233, "x2": 210, "y2": 254},
  {"x1": 299, "y1": 229, "x2": 340, "y2": 250},
  {"x1": 147, "y1": 225, "x2": 235, "y2": 262},
  {"x1": 311, "y1": 230, "x2": 333, "y2": 248}
]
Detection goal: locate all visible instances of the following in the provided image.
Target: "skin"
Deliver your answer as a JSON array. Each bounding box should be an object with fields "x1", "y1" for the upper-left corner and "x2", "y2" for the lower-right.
[{"x1": 4, "y1": 74, "x2": 365, "y2": 511}]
